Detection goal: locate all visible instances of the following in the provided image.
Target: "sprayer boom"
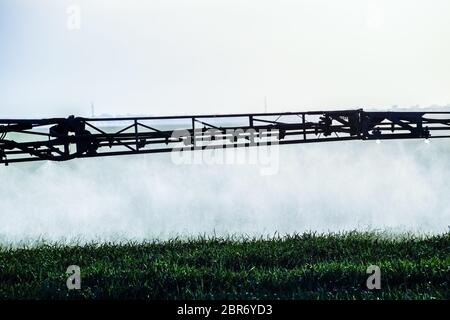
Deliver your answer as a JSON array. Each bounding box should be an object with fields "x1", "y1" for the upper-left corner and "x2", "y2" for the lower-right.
[{"x1": 1, "y1": 109, "x2": 449, "y2": 165}]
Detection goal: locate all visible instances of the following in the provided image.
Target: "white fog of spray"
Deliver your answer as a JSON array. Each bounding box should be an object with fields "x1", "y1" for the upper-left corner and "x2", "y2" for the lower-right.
[{"x1": 0, "y1": 139, "x2": 449, "y2": 244}]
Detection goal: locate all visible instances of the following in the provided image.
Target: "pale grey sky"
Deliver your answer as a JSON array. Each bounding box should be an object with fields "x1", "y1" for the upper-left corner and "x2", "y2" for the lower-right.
[{"x1": 1, "y1": 0, "x2": 450, "y2": 118}]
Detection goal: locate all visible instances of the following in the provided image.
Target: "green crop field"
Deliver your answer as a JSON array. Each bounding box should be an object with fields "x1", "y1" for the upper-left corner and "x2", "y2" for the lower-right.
[{"x1": 0, "y1": 232, "x2": 448, "y2": 300}]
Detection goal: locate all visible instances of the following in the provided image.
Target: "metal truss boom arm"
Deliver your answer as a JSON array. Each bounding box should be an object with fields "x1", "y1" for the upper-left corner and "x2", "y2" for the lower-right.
[{"x1": 1, "y1": 109, "x2": 449, "y2": 165}]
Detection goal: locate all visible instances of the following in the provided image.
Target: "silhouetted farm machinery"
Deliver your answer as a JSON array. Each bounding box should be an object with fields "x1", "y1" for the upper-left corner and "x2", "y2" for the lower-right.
[{"x1": 1, "y1": 109, "x2": 450, "y2": 165}]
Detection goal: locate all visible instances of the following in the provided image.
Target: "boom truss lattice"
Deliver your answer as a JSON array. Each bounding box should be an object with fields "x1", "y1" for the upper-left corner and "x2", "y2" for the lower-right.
[{"x1": 1, "y1": 109, "x2": 450, "y2": 165}]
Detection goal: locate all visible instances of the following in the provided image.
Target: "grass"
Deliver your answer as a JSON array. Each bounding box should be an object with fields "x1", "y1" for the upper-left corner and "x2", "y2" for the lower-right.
[{"x1": 0, "y1": 232, "x2": 448, "y2": 300}]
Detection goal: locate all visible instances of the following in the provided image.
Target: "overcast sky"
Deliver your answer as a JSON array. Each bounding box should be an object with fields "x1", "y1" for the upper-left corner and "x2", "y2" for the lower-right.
[{"x1": 1, "y1": 0, "x2": 450, "y2": 118}]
